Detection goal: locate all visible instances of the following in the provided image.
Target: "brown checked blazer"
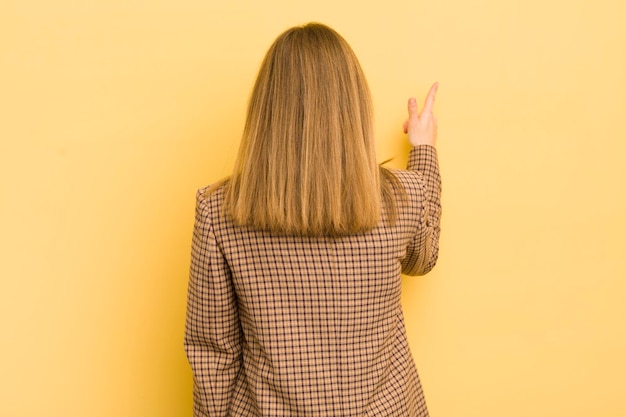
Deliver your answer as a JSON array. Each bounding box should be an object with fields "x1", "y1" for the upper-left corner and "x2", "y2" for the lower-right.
[{"x1": 185, "y1": 145, "x2": 441, "y2": 417}]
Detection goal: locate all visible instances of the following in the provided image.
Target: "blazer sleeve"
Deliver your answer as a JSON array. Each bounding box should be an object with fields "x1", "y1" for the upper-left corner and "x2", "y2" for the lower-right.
[
  {"x1": 401, "y1": 145, "x2": 442, "y2": 276},
  {"x1": 184, "y1": 190, "x2": 243, "y2": 417}
]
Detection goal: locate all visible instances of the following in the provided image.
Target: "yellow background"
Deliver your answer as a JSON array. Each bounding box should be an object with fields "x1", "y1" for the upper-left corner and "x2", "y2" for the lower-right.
[{"x1": 1, "y1": 0, "x2": 625, "y2": 416}]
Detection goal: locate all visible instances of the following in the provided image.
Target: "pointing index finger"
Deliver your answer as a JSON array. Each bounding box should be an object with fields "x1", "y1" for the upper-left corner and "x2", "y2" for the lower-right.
[{"x1": 421, "y1": 82, "x2": 439, "y2": 115}]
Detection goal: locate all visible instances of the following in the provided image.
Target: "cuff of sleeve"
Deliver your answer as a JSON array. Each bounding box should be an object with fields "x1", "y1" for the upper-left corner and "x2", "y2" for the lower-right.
[{"x1": 407, "y1": 145, "x2": 438, "y2": 170}]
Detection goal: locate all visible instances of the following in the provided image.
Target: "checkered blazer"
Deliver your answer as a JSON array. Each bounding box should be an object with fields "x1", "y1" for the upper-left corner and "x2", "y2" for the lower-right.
[{"x1": 185, "y1": 145, "x2": 441, "y2": 417}]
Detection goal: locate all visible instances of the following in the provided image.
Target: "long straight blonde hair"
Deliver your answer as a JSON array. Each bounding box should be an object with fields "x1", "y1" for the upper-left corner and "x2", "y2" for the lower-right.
[{"x1": 221, "y1": 23, "x2": 400, "y2": 236}]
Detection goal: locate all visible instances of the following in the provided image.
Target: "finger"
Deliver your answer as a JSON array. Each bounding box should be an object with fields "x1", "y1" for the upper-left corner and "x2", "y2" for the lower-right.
[
  {"x1": 421, "y1": 82, "x2": 439, "y2": 115},
  {"x1": 403, "y1": 119, "x2": 408, "y2": 134}
]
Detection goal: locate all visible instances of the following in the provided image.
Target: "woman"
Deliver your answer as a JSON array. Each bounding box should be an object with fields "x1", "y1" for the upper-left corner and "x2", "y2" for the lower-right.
[{"x1": 185, "y1": 22, "x2": 441, "y2": 417}]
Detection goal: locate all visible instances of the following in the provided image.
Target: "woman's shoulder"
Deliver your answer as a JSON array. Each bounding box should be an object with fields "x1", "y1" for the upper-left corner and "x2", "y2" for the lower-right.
[{"x1": 195, "y1": 180, "x2": 228, "y2": 218}]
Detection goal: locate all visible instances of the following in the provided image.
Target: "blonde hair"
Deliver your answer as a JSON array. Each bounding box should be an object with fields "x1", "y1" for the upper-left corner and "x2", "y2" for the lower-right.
[{"x1": 220, "y1": 22, "x2": 401, "y2": 236}]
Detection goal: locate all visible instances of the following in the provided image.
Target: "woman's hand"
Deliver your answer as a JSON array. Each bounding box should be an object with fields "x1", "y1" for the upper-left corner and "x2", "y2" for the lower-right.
[{"x1": 403, "y1": 82, "x2": 439, "y2": 147}]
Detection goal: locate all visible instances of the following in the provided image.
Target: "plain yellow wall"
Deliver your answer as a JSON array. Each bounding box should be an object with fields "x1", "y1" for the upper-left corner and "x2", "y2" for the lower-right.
[{"x1": 1, "y1": 1, "x2": 625, "y2": 416}]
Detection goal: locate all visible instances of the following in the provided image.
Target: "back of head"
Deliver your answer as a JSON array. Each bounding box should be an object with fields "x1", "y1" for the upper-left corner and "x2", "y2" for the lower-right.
[{"x1": 224, "y1": 23, "x2": 386, "y2": 236}]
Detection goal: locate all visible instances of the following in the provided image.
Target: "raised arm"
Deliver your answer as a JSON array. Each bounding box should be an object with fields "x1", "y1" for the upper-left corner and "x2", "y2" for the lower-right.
[{"x1": 401, "y1": 83, "x2": 442, "y2": 275}]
